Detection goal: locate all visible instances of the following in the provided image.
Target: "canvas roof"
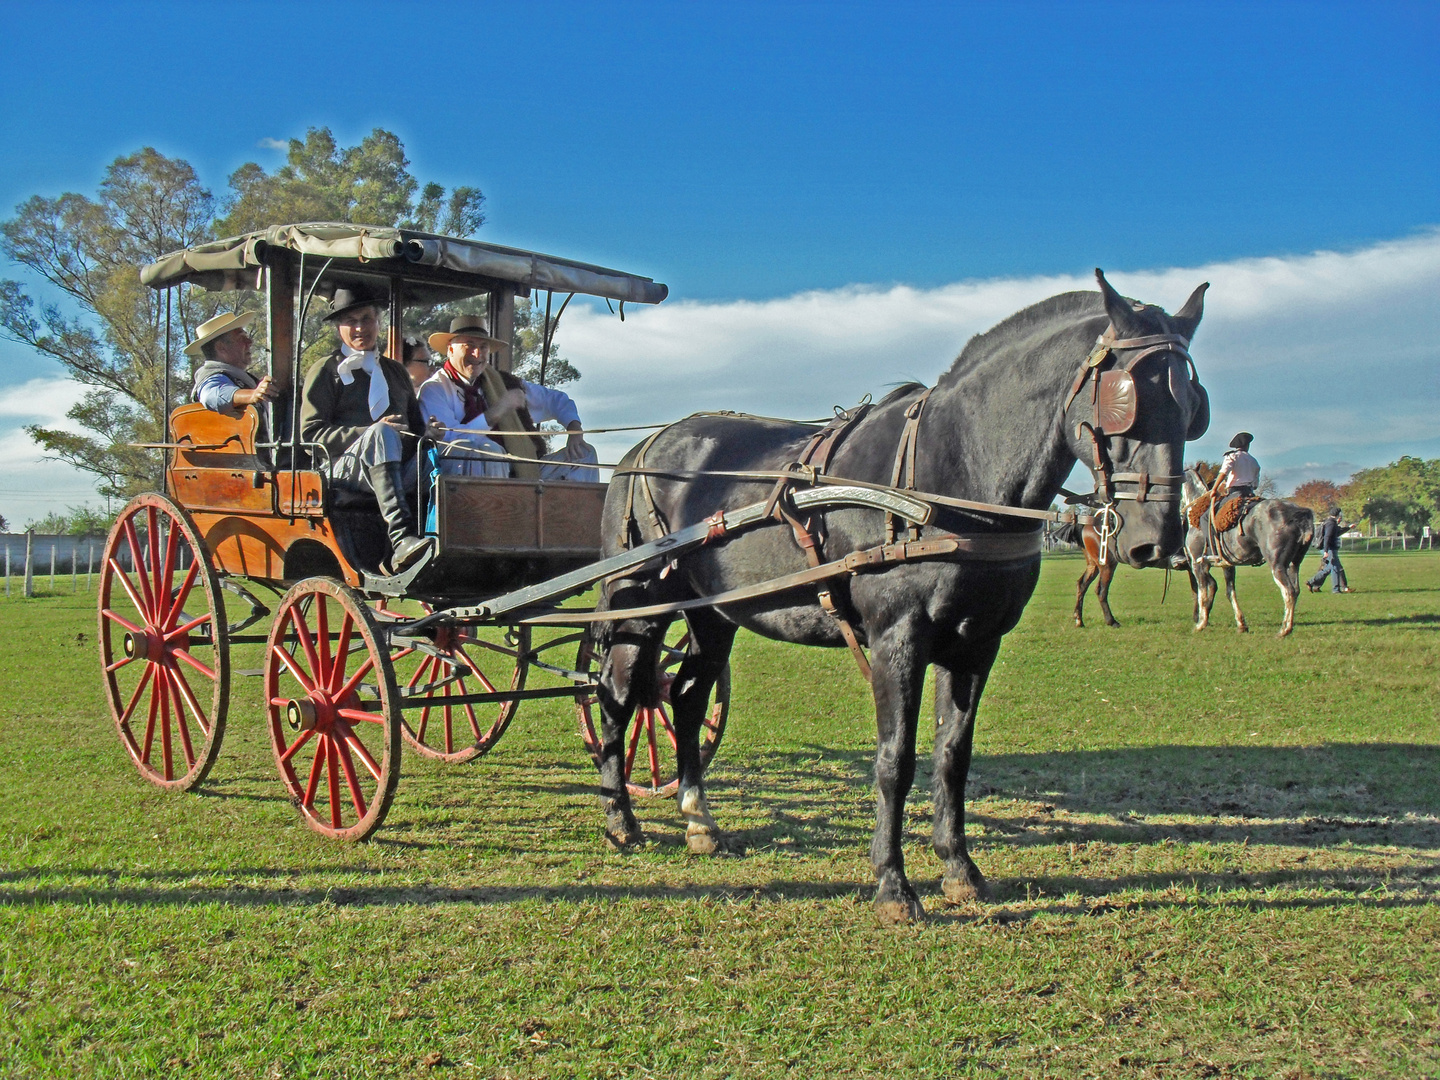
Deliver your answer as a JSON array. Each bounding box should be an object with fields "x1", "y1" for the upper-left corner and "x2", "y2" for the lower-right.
[{"x1": 140, "y1": 222, "x2": 668, "y2": 305}]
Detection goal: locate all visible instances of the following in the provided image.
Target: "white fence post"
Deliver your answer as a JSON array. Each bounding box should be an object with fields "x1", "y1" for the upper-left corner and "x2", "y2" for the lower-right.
[
  {"x1": 4, "y1": 540, "x2": 9, "y2": 598},
  {"x1": 23, "y1": 530, "x2": 34, "y2": 599},
  {"x1": 50, "y1": 543, "x2": 56, "y2": 590},
  {"x1": 87, "y1": 542, "x2": 94, "y2": 591}
]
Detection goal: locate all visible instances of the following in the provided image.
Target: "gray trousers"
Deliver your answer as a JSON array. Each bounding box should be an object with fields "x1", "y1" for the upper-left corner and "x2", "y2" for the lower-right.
[{"x1": 329, "y1": 421, "x2": 417, "y2": 492}]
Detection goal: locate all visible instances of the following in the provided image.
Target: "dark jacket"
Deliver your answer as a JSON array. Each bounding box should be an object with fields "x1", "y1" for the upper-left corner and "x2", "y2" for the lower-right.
[
  {"x1": 300, "y1": 351, "x2": 424, "y2": 464},
  {"x1": 1319, "y1": 516, "x2": 1349, "y2": 551}
]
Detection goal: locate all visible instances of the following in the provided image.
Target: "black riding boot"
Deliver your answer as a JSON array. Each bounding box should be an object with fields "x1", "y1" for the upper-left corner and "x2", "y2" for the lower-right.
[{"x1": 368, "y1": 462, "x2": 433, "y2": 575}]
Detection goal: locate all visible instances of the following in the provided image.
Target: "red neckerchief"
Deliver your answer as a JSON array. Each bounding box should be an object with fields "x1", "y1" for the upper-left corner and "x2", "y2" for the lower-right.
[{"x1": 443, "y1": 361, "x2": 486, "y2": 424}]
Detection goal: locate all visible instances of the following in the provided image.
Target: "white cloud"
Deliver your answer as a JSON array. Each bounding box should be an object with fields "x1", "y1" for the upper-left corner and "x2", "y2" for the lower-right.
[
  {"x1": 557, "y1": 230, "x2": 1440, "y2": 490},
  {"x1": 0, "y1": 379, "x2": 100, "y2": 527},
  {"x1": 257, "y1": 137, "x2": 288, "y2": 151}
]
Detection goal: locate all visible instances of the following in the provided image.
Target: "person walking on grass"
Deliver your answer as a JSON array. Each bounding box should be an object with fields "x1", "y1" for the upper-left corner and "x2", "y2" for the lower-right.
[{"x1": 1307, "y1": 506, "x2": 1354, "y2": 593}]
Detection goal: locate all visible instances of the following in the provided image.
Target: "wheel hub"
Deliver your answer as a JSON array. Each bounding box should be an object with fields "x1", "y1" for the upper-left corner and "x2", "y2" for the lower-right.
[{"x1": 285, "y1": 697, "x2": 320, "y2": 732}]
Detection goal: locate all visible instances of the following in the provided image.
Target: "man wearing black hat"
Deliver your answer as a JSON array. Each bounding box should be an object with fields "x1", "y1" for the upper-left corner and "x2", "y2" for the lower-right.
[
  {"x1": 1307, "y1": 506, "x2": 1355, "y2": 593},
  {"x1": 1213, "y1": 431, "x2": 1260, "y2": 509},
  {"x1": 299, "y1": 287, "x2": 439, "y2": 574}
]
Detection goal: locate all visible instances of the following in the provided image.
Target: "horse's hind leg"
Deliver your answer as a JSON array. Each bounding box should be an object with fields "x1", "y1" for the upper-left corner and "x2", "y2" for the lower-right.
[
  {"x1": 669, "y1": 608, "x2": 737, "y2": 854},
  {"x1": 868, "y1": 622, "x2": 928, "y2": 925},
  {"x1": 1073, "y1": 563, "x2": 1098, "y2": 628},
  {"x1": 1096, "y1": 560, "x2": 1120, "y2": 627},
  {"x1": 1224, "y1": 566, "x2": 1248, "y2": 632},
  {"x1": 932, "y1": 638, "x2": 1001, "y2": 906},
  {"x1": 1195, "y1": 563, "x2": 1216, "y2": 630},
  {"x1": 1272, "y1": 561, "x2": 1298, "y2": 638},
  {"x1": 594, "y1": 599, "x2": 668, "y2": 848}
]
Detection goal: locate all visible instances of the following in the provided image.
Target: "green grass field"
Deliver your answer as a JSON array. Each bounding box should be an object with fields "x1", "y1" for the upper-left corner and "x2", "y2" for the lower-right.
[{"x1": 2, "y1": 553, "x2": 1437, "y2": 1078}]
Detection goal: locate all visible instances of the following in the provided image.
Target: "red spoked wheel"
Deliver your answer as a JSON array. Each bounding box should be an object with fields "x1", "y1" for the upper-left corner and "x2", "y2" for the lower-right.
[
  {"x1": 98, "y1": 493, "x2": 229, "y2": 791},
  {"x1": 265, "y1": 579, "x2": 401, "y2": 841},
  {"x1": 576, "y1": 628, "x2": 729, "y2": 797},
  {"x1": 388, "y1": 613, "x2": 531, "y2": 763}
]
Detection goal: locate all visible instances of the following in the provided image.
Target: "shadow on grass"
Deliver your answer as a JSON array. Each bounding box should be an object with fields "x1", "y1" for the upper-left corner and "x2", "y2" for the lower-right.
[{"x1": 2, "y1": 863, "x2": 1435, "y2": 915}]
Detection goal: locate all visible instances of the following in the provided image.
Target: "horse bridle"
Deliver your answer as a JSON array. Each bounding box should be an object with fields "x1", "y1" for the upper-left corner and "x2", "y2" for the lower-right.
[{"x1": 1062, "y1": 327, "x2": 1201, "y2": 562}]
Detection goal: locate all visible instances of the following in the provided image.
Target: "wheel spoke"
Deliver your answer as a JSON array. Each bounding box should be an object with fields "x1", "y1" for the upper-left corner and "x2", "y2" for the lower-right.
[
  {"x1": 406, "y1": 654, "x2": 434, "y2": 690},
  {"x1": 118, "y1": 662, "x2": 155, "y2": 731},
  {"x1": 167, "y1": 661, "x2": 212, "y2": 738},
  {"x1": 290, "y1": 604, "x2": 324, "y2": 692},
  {"x1": 330, "y1": 613, "x2": 355, "y2": 692},
  {"x1": 163, "y1": 560, "x2": 200, "y2": 631},
  {"x1": 336, "y1": 707, "x2": 384, "y2": 725},
  {"x1": 315, "y1": 597, "x2": 332, "y2": 686},
  {"x1": 147, "y1": 506, "x2": 162, "y2": 612},
  {"x1": 106, "y1": 565, "x2": 149, "y2": 624},
  {"x1": 281, "y1": 727, "x2": 315, "y2": 764},
  {"x1": 456, "y1": 679, "x2": 484, "y2": 741},
  {"x1": 624, "y1": 710, "x2": 645, "y2": 776},
  {"x1": 105, "y1": 654, "x2": 136, "y2": 673},
  {"x1": 645, "y1": 707, "x2": 662, "y2": 789},
  {"x1": 454, "y1": 646, "x2": 497, "y2": 693},
  {"x1": 326, "y1": 738, "x2": 343, "y2": 830},
  {"x1": 140, "y1": 666, "x2": 162, "y2": 765},
  {"x1": 123, "y1": 517, "x2": 157, "y2": 618},
  {"x1": 166, "y1": 667, "x2": 198, "y2": 768},
  {"x1": 159, "y1": 518, "x2": 180, "y2": 602},
  {"x1": 336, "y1": 720, "x2": 383, "y2": 781},
  {"x1": 303, "y1": 739, "x2": 325, "y2": 808},
  {"x1": 333, "y1": 731, "x2": 368, "y2": 818},
  {"x1": 173, "y1": 647, "x2": 218, "y2": 682},
  {"x1": 157, "y1": 665, "x2": 175, "y2": 781},
  {"x1": 165, "y1": 611, "x2": 211, "y2": 641},
  {"x1": 270, "y1": 639, "x2": 316, "y2": 693},
  {"x1": 443, "y1": 682, "x2": 454, "y2": 754},
  {"x1": 334, "y1": 656, "x2": 376, "y2": 701}
]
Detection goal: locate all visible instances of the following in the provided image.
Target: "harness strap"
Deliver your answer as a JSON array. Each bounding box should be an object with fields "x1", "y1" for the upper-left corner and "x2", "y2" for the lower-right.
[
  {"x1": 520, "y1": 530, "x2": 1044, "y2": 627},
  {"x1": 886, "y1": 388, "x2": 933, "y2": 544}
]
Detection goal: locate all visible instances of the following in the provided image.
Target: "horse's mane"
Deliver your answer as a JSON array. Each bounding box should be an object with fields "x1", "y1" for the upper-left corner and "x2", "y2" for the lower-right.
[
  {"x1": 876, "y1": 381, "x2": 926, "y2": 406},
  {"x1": 938, "y1": 291, "x2": 1101, "y2": 384}
]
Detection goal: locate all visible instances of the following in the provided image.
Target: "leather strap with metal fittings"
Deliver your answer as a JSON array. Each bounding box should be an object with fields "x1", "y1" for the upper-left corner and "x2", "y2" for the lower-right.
[{"x1": 886, "y1": 387, "x2": 933, "y2": 544}]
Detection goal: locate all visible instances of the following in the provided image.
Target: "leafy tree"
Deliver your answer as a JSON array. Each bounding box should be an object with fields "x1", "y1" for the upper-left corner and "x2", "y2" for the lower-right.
[
  {"x1": 25, "y1": 510, "x2": 69, "y2": 534},
  {"x1": 1343, "y1": 456, "x2": 1440, "y2": 536},
  {"x1": 2, "y1": 131, "x2": 495, "y2": 502},
  {"x1": 221, "y1": 128, "x2": 484, "y2": 238},
  {"x1": 0, "y1": 512, "x2": 8, "y2": 532},
  {"x1": 0, "y1": 148, "x2": 216, "y2": 499},
  {"x1": 1291, "y1": 478, "x2": 1343, "y2": 514},
  {"x1": 511, "y1": 296, "x2": 579, "y2": 387}
]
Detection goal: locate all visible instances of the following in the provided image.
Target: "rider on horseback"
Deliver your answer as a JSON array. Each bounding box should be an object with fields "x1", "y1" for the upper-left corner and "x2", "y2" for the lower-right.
[{"x1": 1214, "y1": 431, "x2": 1259, "y2": 505}]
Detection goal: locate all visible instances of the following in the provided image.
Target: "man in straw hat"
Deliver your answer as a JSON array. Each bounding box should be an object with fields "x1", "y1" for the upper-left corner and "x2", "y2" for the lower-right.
[
  {"x1": 299, "y1": 287, "x2": 440, "y2": 575},
  {"x1": 188, "y1": 311, "x2": 277, "y2": 417},
  {"x1": 417, "y1": 314, "x2": 597, "y2": 482}
]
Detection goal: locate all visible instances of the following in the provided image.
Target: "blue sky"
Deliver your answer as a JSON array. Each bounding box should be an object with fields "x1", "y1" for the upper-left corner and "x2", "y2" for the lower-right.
[{"x1": 0, "y1": 1, "x2": 1436, "y2": 520}]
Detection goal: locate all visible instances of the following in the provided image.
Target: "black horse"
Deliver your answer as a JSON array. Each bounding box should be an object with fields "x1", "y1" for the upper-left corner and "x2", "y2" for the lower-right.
[{"x1": 591, "y1": 270, "x2": 1207, "y2": 924}]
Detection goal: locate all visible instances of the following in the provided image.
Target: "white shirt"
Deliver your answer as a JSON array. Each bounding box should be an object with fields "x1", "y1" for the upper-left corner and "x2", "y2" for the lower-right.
[
  {"x1": 1219, "y1": 449, "x2": 1260, "y2": 489},
  {"x1": 417, "y1": 367, "x2": 582, "y2": 474}
]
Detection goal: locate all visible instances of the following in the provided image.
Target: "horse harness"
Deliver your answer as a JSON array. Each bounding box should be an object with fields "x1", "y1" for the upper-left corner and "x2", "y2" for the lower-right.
[{"x1": 612, "y1": 321, "x2": 1206, "y2": 683}]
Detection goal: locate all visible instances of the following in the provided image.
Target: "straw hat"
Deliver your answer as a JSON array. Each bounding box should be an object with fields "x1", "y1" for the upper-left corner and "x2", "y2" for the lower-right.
[
  {"x1": 184, "y1": 311, "x2": 256, "y2": 357},
  {"x1": 428, "y1": 315, "x2": 507, "y2": 354}
]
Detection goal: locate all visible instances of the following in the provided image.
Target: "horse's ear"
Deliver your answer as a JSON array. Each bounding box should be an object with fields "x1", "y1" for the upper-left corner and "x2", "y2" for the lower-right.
[
  {"x1": 1095, "y1": 268, "x2": 1144, "y2": 335},
  {"x1": 1171, "y1": 281, "x2": 1209, "y2": 342}
]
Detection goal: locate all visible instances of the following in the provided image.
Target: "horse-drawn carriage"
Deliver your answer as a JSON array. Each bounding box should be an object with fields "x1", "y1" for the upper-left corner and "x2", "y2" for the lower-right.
[{"x1": 99, "y1": 222, "x2": 727, "y2": 840}]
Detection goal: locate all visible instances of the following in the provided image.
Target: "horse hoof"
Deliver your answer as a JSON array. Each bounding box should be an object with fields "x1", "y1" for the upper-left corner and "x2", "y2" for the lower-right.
[
  {"x1": 941, "y1": 874, "x2": 990, "y2": 905},
  {"x1": 875, "y1": 897, "x2": 925, "y2": 926},
  {"x1": 604, "y1": 814, "x2": 644, "y2": 850},
  {"x1": 685, "y1": 828, "x2": 723, "y2": 855}
]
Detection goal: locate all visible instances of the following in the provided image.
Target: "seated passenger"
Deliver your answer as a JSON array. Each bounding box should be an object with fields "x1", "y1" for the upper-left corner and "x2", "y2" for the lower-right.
[
  {"x1": 187, "y1": 312, "x2": 278, "y2": 417},
  {"x1": 418, "y1": 315, "x2": 599, "y2": 483},
  {"x1": 299, "y1": 288, "x2": 441, "y2": 575},
  {"x1": 400, "y1": 336, "x2": 433, "y2": 392}
]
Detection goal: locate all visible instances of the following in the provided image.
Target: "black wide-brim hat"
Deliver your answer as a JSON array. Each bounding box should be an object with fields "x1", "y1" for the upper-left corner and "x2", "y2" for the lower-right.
[
  {"x1": 1229, "y1": 431, "x2": 1254, "y2": 450},
  {"x1": 323, "y1": 287, "x2": 384, "y2": 323}
]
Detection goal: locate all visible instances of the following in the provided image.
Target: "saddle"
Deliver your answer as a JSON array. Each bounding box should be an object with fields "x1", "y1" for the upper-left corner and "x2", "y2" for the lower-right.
[{"x1": 1188, "y1": 491, "x2": 1259, "y2": 533}]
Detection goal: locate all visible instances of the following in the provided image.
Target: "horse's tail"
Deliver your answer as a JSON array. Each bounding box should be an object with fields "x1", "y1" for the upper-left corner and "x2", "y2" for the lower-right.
[{"x1": 1052, "y1": 521, "x2": 1081, "y2": 546}]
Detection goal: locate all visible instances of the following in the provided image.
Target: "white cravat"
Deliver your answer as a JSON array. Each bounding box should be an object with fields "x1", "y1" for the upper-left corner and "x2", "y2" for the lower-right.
[{"x1": 337, "y1": 345, "x2": 390, "y2": 421}]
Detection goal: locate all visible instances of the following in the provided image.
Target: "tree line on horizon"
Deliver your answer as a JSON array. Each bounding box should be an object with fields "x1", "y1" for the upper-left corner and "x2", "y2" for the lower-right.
[
  {"x1": 1287, "y1": 456, "x2": 1440, "y2": 538},
  {"x1": 0, "y1": 128, "x2": 573, "y2": 512}
]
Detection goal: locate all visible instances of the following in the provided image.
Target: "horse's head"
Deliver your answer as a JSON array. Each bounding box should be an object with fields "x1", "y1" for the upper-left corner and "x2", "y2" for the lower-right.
[
  {"x1": 1180, "y1": 467, "x2": 1209, "y2": 514},
  {"x1": 1062, "y1": 269, "x2": 1210, "y2": 568}
]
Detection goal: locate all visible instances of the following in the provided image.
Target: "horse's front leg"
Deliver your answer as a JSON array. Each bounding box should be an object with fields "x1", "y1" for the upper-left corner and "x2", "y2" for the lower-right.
[
  {"x1": 1073, "y1": 563, "x2": 1097, "y2": 628},
  {"x1": 932, "y1": 639, "x2": 1001, "y2": 905},
  {"x1": 868, "y1": 622, "x2": 928, "y2": 925},
  {"x1": 594, "y1": 610, "x2": 665, "y2": 848},
  {"x1": 1096, "y1": 561, "x2": 1120, "y2": 627},
  {"x1": 1271, "y1": 562, "x2": 1298, "y2": 638},
  {"x1": 1224, "y1": 566, "x2": 1248, "y2": 632},
  {"x1": 669, "y1": 609, "x2": 737, "y2": 854}
]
